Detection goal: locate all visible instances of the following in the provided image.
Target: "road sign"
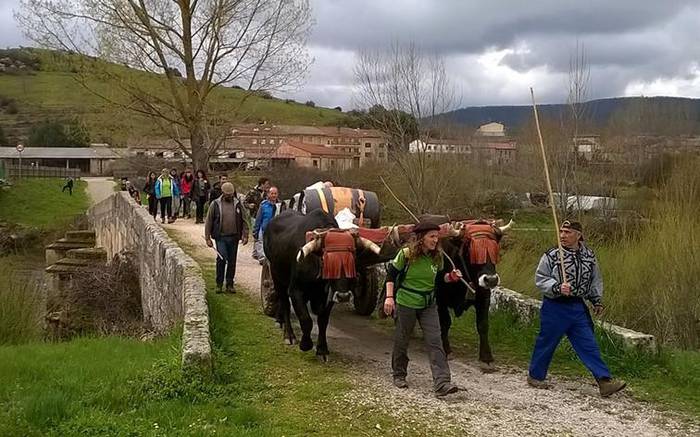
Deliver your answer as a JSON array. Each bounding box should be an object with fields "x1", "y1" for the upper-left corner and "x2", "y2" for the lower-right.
[{"x1": 16, "y1": 144, "x2": 24, "y2": 153}]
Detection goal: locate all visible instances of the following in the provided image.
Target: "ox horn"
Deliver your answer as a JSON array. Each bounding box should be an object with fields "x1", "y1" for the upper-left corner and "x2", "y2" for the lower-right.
[
  {"x1": 357, "y1": 236, "x2": 381, "y2": 255},
  {"x1": 447, "y1": 224, "x2": 462, "y2": 238},
  {"x1": 498, "y1": 219, "x2": 515, "y2": 233},
  {"x1": 297, "y1": 237, "x2": 322, "y2": 262}
]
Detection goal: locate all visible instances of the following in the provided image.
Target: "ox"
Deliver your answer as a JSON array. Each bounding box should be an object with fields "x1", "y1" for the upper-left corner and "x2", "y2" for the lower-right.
[
  {"x1": 433, "y1": 217, "x2": 512, "y2": 371},
  {"x1": 264, "y1": 210, "x2": 390, "y2": 360}
]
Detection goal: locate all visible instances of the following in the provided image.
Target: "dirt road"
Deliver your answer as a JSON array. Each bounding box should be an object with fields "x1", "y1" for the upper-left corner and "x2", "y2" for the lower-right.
[
  {"x1": 83, "y1": 177, "x2": 115, "y2": 205},
  {"x1": 163, "y1": 218, "x2": 697, "y2": 436}
]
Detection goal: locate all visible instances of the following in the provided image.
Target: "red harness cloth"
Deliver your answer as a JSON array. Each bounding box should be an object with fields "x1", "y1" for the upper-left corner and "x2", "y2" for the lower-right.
[
  {"x1": 321, "y1": 230, "x2": 357, "y2": 279},
  {"x1": 465, "y1": 223, "x2": 500, "y2": 265}
]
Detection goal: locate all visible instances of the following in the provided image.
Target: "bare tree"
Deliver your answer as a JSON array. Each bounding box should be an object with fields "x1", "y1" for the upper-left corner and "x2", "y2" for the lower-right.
[
  {"x1": 545, "y1": 41, "x2": 592, "y2": 218},
  {"x1": 16, "y1": 0, "x2": 312, "y2": 170},
  {"x1": 353, "y1": 42, "x2": 459, "y2": 213}
]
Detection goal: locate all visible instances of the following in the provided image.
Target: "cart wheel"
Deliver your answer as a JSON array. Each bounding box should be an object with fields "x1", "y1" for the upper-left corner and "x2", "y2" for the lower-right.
[{"x1": 260, "y1": 261, "x2": 277, "y2": 317}]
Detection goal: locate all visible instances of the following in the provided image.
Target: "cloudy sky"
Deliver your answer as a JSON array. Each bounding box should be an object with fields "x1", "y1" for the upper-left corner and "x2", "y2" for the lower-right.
[{"x1": 3, "y1": 0, "x2": 700, "y2": 109}]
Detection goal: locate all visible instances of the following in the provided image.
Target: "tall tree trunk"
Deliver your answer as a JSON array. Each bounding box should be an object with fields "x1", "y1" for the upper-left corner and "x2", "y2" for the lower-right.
[{"x1": 190, "y1": 127, "x2": 209, "y2": 171}]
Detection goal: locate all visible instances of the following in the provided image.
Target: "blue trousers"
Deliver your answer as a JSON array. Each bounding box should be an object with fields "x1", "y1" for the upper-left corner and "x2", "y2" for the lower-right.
[
  {"x1": 215, "y1": 235, "x2": 239, "y2": 287},
  {"x1": 529, "y1": 298, "x2": 611, "y2": 380}
]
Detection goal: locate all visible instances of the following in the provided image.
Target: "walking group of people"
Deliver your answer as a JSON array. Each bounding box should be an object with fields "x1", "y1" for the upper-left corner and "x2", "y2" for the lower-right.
[
  {"x1": 133, "y1": 170, "x2": 285, "y2": 295},
  {"x1": 383, "y1": 218, "x2": 626, "y2": 398}
]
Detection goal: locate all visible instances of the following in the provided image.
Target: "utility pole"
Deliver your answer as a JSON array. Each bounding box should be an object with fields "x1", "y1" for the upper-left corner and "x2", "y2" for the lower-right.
[{"x1": 16, "y1": 143, "x2": 24, "y2": 180}]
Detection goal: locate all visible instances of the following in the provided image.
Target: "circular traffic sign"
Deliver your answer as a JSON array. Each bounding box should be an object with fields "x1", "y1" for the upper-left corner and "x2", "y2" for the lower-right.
[{"x1": 16, "y1": 144, "x2": 24, "y2": 153}]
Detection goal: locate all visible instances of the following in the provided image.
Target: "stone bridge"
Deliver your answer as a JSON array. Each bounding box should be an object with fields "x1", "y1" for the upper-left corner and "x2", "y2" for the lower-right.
[{"x1": 87, "y1": 192, "x2": 211, "y2": 375}]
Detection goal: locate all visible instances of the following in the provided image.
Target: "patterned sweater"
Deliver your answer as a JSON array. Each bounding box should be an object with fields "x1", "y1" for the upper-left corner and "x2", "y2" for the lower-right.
[{"x1": 535, "y1": 244, "x2": 603, "y2": 305}]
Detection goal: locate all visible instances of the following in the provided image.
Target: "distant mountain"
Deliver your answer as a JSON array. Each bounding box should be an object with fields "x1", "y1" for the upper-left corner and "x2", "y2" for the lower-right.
[{"x1": 438, "y1": 97, "x2": 700, "y2": 132}]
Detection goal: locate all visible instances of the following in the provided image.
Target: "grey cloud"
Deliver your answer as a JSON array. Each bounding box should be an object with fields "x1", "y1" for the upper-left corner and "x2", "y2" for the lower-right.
[{"x1": 0, "y1": 0, "x2": 27, "y2": 47}]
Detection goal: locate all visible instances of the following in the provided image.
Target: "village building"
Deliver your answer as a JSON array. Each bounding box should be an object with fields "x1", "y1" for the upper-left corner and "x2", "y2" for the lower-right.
[
  {"x1": 407, "y1": 122, "x2": 517, "y2": 165},
  {"x1": 0, "y1": 144, "x2": 120, "y2": 176}
]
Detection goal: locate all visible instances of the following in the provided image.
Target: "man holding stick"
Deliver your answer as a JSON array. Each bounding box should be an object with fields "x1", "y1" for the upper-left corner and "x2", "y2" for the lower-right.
[{"x1": 527, "y1": 220, "x2": 626, "y2": 397}]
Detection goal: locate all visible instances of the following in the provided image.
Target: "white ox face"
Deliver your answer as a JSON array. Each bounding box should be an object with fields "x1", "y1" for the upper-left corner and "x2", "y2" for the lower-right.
[{"x1": 478, "y1": 273, "x2": 501, "y2": 290}]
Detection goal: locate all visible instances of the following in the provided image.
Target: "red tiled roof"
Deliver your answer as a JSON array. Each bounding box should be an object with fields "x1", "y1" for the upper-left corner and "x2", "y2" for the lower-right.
[{"x1": 281, "y1": 140, "x2": 354, "y2": 157}]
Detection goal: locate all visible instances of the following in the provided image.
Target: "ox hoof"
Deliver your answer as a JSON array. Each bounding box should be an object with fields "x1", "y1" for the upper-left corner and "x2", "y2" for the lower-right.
[
  {"x1": 316, "y1": 353, "x2": 329, "y2": 363},
  {"x1": 479, "y1": 361, "x2": 497, "y2": 373},
  {"x1": 299, "y1": 338, "x2": 314, "y2": 352}
]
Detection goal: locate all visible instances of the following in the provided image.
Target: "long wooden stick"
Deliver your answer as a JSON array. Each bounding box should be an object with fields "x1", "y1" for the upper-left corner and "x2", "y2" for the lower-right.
[
  {"x1": 530, "y1": 88, "x2": 567, "y2": 284},
  {"x1": 380, "y1": 176, "x2": 476, "y2": 294}
]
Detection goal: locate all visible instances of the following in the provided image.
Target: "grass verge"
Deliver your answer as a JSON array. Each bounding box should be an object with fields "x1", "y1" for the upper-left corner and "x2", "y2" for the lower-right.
[{"x1": 0, "y1": 178, "x2": 88, "y2": 230}]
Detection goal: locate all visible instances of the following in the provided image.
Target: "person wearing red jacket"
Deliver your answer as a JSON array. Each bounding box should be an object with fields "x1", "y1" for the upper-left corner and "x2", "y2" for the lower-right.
[{"x1": 180, "y1": 168, "x2": 195, "y2": 219}]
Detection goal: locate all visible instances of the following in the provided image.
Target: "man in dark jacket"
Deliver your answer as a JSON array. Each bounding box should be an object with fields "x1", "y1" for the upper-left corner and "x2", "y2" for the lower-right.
[
  {"x1": 205, "y1": 182, "x2": 249, "y2": 293},
  {"x1": 209, "y1": 174, "x2": 228, "y2": 202}
]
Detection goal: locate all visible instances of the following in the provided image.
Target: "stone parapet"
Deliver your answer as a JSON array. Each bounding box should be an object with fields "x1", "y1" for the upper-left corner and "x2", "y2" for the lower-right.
[
  {"x1": 87, "y1": 192, "x2": 212, "y2": 374},
  {"x1": 491, "y1": 286, "x2": 657, "y2": 353}
]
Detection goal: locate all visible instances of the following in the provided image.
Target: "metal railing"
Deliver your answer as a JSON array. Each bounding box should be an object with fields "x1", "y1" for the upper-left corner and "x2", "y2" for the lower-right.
[{"x1": 6, "y1": 165, "x2": 82, "y2": 179}]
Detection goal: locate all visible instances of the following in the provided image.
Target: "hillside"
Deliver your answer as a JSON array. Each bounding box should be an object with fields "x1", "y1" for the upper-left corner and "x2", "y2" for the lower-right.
[
  {"x1": 437, "y1": 96, "x2": 700, "y2": 133},
  {"x1": 0, "y1": 48, "x2": 347, "y2": 146}
]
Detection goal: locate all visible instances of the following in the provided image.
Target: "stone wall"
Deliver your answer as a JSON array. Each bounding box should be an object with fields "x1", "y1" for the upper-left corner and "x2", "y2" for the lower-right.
[
  {"x1": 87, "y1": 192, "x2": 211, "y2": 374},
  {"x1": 491, "y1": 286, "x2": 657, "y2": 352}
]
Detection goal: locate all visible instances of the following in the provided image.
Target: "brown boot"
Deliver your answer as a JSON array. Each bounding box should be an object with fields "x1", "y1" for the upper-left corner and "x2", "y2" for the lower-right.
[
  {"x1": 527, "y1": 376, "x2": 550, "y2": 389},
  {"x1": 598, "y1": 378, "x2": 626, "y2": 397}
]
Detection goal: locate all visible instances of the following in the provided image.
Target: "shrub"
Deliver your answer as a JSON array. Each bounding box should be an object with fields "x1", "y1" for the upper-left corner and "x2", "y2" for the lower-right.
[
  {"x1": 304, "y1": 100, "x2": 315, "y2": 107},
  {"x1": 28, "y1": 119, "x2": 90, "y2": 147},
  {"x1": 47, "y1": 251, "x2": 143, "y2": 339},
  {"x1": 0, "y1": 125, "x2": 7, "y2": 146}
]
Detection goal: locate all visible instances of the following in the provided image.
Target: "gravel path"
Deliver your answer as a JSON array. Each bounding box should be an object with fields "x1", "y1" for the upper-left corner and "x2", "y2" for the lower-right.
[
  {"x1": 163, "y1": 218, "x2": 698, "y2": 437},
  {"x1": 83, "y1": 177, "x2": 115, "y2": 205}
]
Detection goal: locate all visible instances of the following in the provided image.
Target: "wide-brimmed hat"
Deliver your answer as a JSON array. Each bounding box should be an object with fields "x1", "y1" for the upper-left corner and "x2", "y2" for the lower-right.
[
  {"x1": 221, "y1": 182, "x2": 235, "y2": 195},
  {"x1": 413, "y1": 220, "x2": 441, "y2": 234}
]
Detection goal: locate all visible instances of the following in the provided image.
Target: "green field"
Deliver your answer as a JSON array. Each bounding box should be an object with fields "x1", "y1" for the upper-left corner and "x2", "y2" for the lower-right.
[
  {"x1": 0, "y1": 49, "x2": 348, "y2": 146},
  {"x1": 0, "y1": 178, "x2": 88, "y2": 229}
]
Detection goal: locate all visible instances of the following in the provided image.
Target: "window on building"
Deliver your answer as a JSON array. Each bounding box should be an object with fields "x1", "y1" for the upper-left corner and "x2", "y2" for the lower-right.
[
  {"x1": 269, "y1": 139, "x2": 275, "y2": 144},
  {"x1": 136, "y1": 151, "x2": 145, "y2": 156},
  {"x1": 379, "y1": 143, "x2": 385, "y2": 149},
  {"x1": 156, "y1": 152, "x2": 164, "y2": 158},
  {"x1": 330, "y1": 160, "x2": 336, "y2": 168},
  {"x1": 261, "y1": 139, "x2": 266, "y2": 145},
  {"x1": 252, "y1": 139, "x2": 257, "y2": 144},
  {"x1": 365, "y1": 142, "x2": 372, "y2": 148},
  {"x1": 365, "y1": 152, "x2": 373, "y2": 158},
  {"x1": 378, "y1": 152, "x2": 385, "y2": 158},
  {"x1": 313, "y1": 159, "x2": 318, "y2": 167},
  {"x1": 450, "y1": 145, "x2": 455, "y2": 151}
]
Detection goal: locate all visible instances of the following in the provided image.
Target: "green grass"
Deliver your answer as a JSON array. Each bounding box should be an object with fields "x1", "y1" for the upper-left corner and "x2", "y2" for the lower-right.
[
  {"x1": 0, "y1": 65, "x2": 347, "y2": 145},
  {"x1": 0, "y1": 238, "x2": 429, "y2": 436},
  {"x1": 0, "y1": 178, "x2": 88, "y2": 229}
]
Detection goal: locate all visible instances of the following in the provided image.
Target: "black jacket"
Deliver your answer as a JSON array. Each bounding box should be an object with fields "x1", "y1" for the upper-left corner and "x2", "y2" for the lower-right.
[{"x1": 192, "y1": 178, "x2": 210, "y2": 199}]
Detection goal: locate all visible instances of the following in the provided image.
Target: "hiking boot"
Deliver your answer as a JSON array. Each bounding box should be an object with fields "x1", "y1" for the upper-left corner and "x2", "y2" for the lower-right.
[
  {"x1": 393, "y1": 378, "x2": 408, "y2": 389},
  {"x1": 527, "y1": 376, "x2": 550, "y2": 389},
  {"x1": 435, "y1": 383, "x2": 458, "y2": 397},
  {"x1": 215, "y1": 284, "x2": 223, "y2": 294},
  {"x1": 598, "y1": 378, "x2": 626, "y2": 397},
  {"x1": 226, "y1": 285, "x2": 236, "y2": 294}
]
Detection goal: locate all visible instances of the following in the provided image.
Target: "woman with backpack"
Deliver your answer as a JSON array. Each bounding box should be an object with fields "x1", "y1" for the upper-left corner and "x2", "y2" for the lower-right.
[{"x1": 383, "y1": 219, "x2": 463, "y2": 397}]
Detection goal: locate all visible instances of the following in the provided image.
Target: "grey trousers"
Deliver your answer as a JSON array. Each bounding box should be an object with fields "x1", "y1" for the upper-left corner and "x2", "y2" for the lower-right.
[{"x1": 392, "y1": 303, "x2": 452, "y2": 391}]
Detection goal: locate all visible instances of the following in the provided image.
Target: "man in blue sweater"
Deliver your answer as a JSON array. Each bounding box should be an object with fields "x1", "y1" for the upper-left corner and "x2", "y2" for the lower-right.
[
  {"x1": 528, "y1": 220, "x2": 626, "y2": 397},
  {"x1": 252, "y1": 186, "x2": 285, "y2": 264}
]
